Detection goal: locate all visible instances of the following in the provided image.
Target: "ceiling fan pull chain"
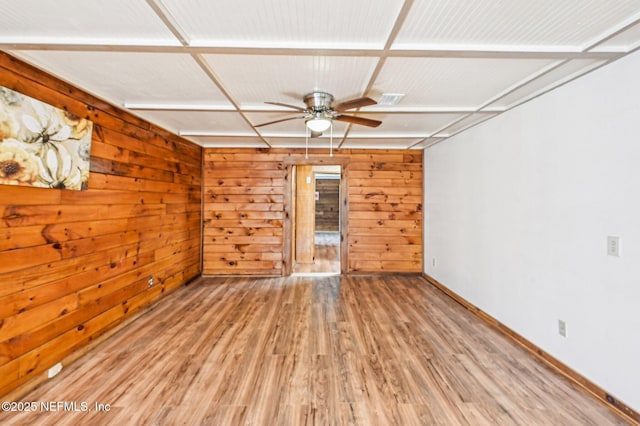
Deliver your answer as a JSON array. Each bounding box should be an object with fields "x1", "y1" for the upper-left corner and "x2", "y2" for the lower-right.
[
  {"x1": 330, "y1": 121, "x2": 333, "y2": 157},
  {"x1": 305, "y1": 125, "x2": 309, "y2": 159}
]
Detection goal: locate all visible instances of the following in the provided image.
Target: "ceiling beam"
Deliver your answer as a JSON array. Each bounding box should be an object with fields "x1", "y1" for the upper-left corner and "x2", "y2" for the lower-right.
[
  {"x1": 143, "y1": 0, "x2": 272, "y2": 148},
  {"x1": 123, "y1": 102, "x2": 500, "y2": 114},
  {"x1": 1, "y1": 43, "x2": 622, "y2": 61},
  {"x1": 144, "y1": 0, "x2": 190, "y2": 46},
  {"x1": 339, "y1": 0, "x2": 417, "y2": 148},
  {"x1": 191, "y1": 54, "x2": 272, "y2": 148},
  {"x1": 5, "y1": 1, "x2": 637, "y2": 152},
  {"x1": 583, "y1": 14, "x2": 640, "y2": 51}
]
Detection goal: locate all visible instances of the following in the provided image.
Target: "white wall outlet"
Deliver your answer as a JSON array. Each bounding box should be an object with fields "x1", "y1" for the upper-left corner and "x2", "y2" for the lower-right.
[
  {"x1": 48, "y1": 362, "x2": 63, "y2": 378},
  {"x1": 558, "y1": 320, "x2": 567, "y2": 337},
  {"x1": 148, "y1": 276, "x2": 154, "y2": 287},
  {"x1": 607, "y1": 236, "x2": 621, "y2": 257}
]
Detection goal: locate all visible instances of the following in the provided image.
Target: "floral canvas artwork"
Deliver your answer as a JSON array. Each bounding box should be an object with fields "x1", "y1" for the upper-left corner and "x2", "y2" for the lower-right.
[{"x1": 0, "y1": 86, "x2": 93, "y2": 190}]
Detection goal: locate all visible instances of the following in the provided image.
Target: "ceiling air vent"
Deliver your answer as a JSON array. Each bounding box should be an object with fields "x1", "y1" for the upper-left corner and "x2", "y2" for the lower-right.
[{"x1": 378, "y1": 93, "x2": 405, "y2": 106}]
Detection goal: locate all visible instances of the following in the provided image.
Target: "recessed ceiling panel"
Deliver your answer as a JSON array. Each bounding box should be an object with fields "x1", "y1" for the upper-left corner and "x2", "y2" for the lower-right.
[
  {"x1": 203, "y1": 55, "x2": 379, "y2": 107},
  {"x1": 373, "y1": 57, "x2": 555, "y2": 108},
  {"x1": 348, "y1": 113, "x2": 464, "y2": 137},
  {"x1": 488, "y1": 59, "x2": 607, "y2": 109},
  {"x1": 11, "y1": 51, "x2": 231, "y2": 106},
  {"x1": 0, "y1": 0, "x2": 178, "y2": 45},
  {"x1": 133, "y1": 110, "x2": 254, "y2": 134},
  {"x1": 394, "y1": 0, "x2": 640, "y2": 50},
  {"x1": 163, "y1": 0, "x2": 404, "y2": 49},
  {"x1": 3, "y1": 1, "x2": 640, "y2": 151}
]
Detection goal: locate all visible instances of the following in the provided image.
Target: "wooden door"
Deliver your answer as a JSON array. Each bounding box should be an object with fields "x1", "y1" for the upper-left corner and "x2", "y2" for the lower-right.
[{"x1": 294, "y1": 165, "x2": 315, "y2": 264}]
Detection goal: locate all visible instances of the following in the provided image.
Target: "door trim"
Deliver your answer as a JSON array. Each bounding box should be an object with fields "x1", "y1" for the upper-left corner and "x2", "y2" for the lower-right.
[{"x1": 283, "y1": 157, "x2": 349, "y2": 276}]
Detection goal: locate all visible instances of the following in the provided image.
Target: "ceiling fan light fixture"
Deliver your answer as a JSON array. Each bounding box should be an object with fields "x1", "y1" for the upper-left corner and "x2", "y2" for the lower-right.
[{"x1": 305, "y1": 116, "x2": 331, "y2": 132}]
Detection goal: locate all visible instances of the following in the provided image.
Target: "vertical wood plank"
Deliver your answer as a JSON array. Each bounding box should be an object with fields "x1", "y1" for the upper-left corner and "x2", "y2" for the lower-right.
[{"x1": 295, "y1": 165, "x2": 315, "y2": 265}]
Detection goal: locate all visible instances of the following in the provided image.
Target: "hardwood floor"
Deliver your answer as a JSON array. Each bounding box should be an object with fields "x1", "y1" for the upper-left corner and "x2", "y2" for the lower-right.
[
  {"x1": 293, "y1": 231, "x2": 340, "y2": 275},
  {"x1": 0, "y1": 275, "x2": 627, "y2": 425}
]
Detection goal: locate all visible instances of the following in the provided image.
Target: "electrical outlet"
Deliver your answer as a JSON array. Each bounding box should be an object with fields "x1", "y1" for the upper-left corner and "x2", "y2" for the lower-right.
[
  {"x1": 48, "y1": 362, "x2": 63, "y2": 378},
  {"x1": 432, "y1": 258, "x2": 437, "y2": 268},
  {"x1": 148, "y1": 276, "x2": 154, "y2": 288},
  {"x1": 607, "y1": 236, "x2": 620, "y2": 257},
  {"x1": 558, "y1": 320, "x2": 567, "y2": 337}
]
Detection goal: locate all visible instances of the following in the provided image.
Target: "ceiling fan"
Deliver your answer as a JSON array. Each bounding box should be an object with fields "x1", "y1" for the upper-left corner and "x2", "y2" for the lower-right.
[{"x1": 254, "y1": 91, "x2": 382, "y2": 136}]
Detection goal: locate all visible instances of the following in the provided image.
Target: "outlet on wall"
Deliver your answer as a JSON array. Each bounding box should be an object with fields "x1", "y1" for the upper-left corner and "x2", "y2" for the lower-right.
[
  {"x1": 48, "y1": 362, "x2": 63, "y2": 378},
  {"x1": 607, "y1": 236, "x2": 621, "y2": 257},
  {"x1": 148, "y1": 276, "x2": 154, "y2": 288},
  {"x1": 558, "y1": 319, "x2": 567, "y2": 337},
  {"x1": 432, "y1": 258, "x2": 437, "y2": 268}
]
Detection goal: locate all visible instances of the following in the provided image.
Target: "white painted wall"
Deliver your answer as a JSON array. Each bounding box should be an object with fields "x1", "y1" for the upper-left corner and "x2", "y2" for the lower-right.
[{"x1": 424, "y1": 50, "x2": 640, "y2": 411}]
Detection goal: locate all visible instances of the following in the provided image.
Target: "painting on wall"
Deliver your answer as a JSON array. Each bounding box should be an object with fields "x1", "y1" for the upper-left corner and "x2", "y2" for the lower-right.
[{"x1": 0, "y1": 85, "x2": 93, "y2": 190}]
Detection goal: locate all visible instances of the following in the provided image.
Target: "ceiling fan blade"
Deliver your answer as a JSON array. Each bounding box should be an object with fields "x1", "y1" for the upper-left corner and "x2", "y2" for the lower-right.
[
  {"x1": 264, "y1": 101, "x2": 307, "y2": 112},
  {"x1": 335, "y1": 114, "x2": 382, "y2": 128},
  {"x1": 335, "y1": 96, "x2": 377, "y2": 112},
  {"x1": 254, "y1": 115, "x2": 306, "y2": 127}
]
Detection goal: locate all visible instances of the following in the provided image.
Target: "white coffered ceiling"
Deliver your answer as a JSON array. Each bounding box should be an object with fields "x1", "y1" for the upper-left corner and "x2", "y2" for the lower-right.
[{"x1": 2, "y1": 0, "x2": 640, "y2": 150}]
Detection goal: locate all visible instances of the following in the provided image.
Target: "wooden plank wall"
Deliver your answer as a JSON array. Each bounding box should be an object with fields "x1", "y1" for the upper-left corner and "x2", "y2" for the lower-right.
[
  {"x1": 0, "y1": 52, "x2": 202, "y2": 396},
  {"x1": 315, "y1": 178, "x2": 339, "y2": 231},
  {"x1": 202, "y1": 150, "x2": 284, "y2": 275},
  {"x1": 203, "y1": 148, "x2": 422, "y2": 275},
  {"x1": 348, "y1": 151, "x2": 423, "y2": 272}
]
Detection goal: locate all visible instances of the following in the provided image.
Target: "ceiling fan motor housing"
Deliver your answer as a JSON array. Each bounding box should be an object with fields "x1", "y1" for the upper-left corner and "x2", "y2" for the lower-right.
[{"x1": 304, "y1": 91, "x2": 334, "y2": 112}]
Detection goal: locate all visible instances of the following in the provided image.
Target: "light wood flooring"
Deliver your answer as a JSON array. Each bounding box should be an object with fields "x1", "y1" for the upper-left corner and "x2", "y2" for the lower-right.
[
  {"x1": 292, "y1": 231, "x2": 340, "y2": 275},
  {"x1": 0, "y1": 275, "x2": 627, "y2": 425}
]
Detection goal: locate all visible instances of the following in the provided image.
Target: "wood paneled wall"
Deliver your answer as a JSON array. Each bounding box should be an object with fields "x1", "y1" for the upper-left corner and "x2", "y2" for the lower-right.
[
  {"x1": 315, "y1": 178, "x2": 339, "y2": 231},
  {"x1": 0, "y1": 53, "x2": 202, "y2": 396},
  {"x1": 348, "y1": 151, "x2": 422, "y2": 272},
  {"x1": 203, "y1": 148, "x2": 422, "y2": 275},
  {"x1": 202, "y1": 150, "x2": 284, "y2": 275}
]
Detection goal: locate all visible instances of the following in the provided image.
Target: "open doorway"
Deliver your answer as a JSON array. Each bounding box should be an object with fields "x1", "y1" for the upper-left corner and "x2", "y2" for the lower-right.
[{"x1": 287, "y1": 163, "x2": 344, "y2": 276}]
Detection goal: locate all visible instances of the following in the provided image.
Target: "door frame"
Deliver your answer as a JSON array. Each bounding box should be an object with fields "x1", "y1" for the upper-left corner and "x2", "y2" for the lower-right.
[{"x1": 283, "y1": 157, "x2": 349, "y2": 276}]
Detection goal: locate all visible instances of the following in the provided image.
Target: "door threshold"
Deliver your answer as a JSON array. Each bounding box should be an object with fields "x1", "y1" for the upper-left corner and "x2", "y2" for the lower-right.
[{"x1": 290, "y1": 272, "x2": 340, "y2": 277}]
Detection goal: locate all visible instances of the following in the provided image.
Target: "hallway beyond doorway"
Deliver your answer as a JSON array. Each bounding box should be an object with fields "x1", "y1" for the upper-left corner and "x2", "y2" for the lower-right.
[{"x1": 292, "y1": 231, "x2": 340, "y2": 275}]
